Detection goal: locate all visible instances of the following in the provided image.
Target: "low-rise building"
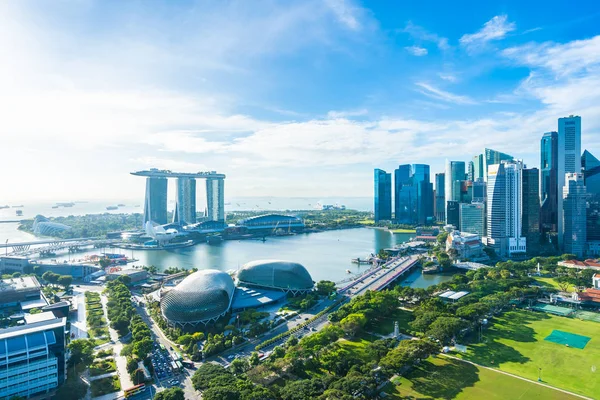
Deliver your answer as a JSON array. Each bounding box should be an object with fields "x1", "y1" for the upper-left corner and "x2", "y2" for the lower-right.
[
  {"x1": 446, "y1": 231, "x2": 483, "y2": 260},
  {"x1": 106, "y1": 268, "x2": 149, "y2": 284},
  {"x1": 0, "y1": 256, "x2": 31, "y2": 274},
  {"x1": 0, "y1": 276, "x2": 42, "y2": 309}
]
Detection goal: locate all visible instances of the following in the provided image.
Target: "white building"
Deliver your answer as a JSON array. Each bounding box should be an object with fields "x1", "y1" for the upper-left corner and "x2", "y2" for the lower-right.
[
  {"x1": 484, "y1": 161, "x2": 526, "y2": 257},
  {"x1": 557, "y1": 115, "x2": 582, "y2": 249},
  {"x1": 563, "y1": 173, "x2": 587, "y2": 258},
  {"x1": 446, "y1": 231, "x2": 483, "y2": 260}
]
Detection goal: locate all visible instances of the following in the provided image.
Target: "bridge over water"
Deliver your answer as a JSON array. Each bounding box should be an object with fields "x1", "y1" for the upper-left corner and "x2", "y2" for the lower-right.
[{"x1": 0, "y1": 237, "x2": 118, "y2": 256}]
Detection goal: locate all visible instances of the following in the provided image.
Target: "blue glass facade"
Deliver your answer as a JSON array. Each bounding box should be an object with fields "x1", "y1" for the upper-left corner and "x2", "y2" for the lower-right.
[
  {"x1": 393, "y1": 164, "x2": 433, "y2": 224},
  {"x1": 583, "y1": 150, "x2": 600, "y2": 242},
  {"x1": 540, "y1": 131, "x2": 558, "y2": 232},
  {"x1": 374, "y1": 169, "x2": 392, "y2": 222},
  {"x1": 143, "y1": 177, "x2": 168, "y2": 225}
]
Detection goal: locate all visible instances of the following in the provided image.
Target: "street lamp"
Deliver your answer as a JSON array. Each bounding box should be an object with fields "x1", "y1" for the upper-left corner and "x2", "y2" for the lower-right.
[{"x1": 538, "y1": 367, "x2": 542, "y2": 382}]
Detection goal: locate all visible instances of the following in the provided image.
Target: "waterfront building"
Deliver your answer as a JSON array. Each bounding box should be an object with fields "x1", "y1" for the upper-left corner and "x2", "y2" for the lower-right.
[
  {"x1": 374, "y1": 169, "x2": 392, "y2": 222},
  {"x1": 557, "y1": 116, "x2": 582, "y2": 249},
  {"x1": 540, "y1": 131, "x2": 559, "y2": 232},
  {"x1": 473, "y1": 154, "x2": 484, "y2": 181},
  {"x1": 237, "y1": 260, "x2": 314, "y2": 294},
  {"x1": 483, "y1": 148, "x2": 513, "y2": 182},
  {"x1": 446, "y1": 231, "x2": 483, "y2": 260},
  {"x1": 445, "y1": 160, "x2": 466, "y2": 223},
  {"x1": 394, "y1": 164, "x2": 413, "y2": 223},
  {"x1": 32, "y1": 215, "x2": 71, "y2": 236},
  {"x1": 411, "y1": 164, "x2": 434, "y2": 225},
  {"x1": 0, "y1": 314, "x2": 67, "y2": 399},
  {"x1": 522, "y1": 168, "x2": 540, "y2": 254},
  {"x1": 563, "y1": 173, "x2": 587, "y2": 258},
  {"x1": 434, "y1": 173, "x2": 445, "y2": 222},
  {"x1": 446, "y1": 201, "x2": 460, "y2": 230},
  {"x1": 235, "y1": 214, "x2": 305, "y2": 233},
  {"x1": 485, "y1": 161, "x2": 526, "y2": 257},
  {"x1": 0, "y1": 256, "x2": 30, "y2": 274},
  {"x1": 206, "y1": 177, "x2": 225, "y2": 223},
  {"x1": 143, "y1": 176, "x2": 168, "y2": 225},
  {"x1": 173, "y1": 177, "x2": 197, "y2": 225},
  {"x1": 459, "y1": 203, "x2": 485, "y2": 237}
]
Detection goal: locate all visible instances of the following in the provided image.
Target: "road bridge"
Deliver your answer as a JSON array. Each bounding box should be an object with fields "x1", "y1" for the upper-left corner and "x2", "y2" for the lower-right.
[{"x1": 0, "y1": 237, "x2": 117, "y2": 256}]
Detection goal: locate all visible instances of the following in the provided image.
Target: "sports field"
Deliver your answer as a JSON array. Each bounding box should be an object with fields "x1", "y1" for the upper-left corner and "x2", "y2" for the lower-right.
[
  {"x1": 384, "y1": 356, "x2": 578, "y2": 399},
  {"x1": 458, "y1": 310, "x2": 600, "y2": 398}
]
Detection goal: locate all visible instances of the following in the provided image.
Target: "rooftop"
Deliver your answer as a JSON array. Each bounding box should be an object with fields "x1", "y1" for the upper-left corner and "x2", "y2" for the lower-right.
[
  {"x1": 131, "y1": 169, "x2": 225, "y2": 179},
  {"x1": 0, "y1": 317, "x2": 66, "y2": 341},
  {"x1": 24, "y1": 311, "x2": 57, "y2": 324},
  {"x1": 438, "y1": 290, "x2": 469, "y2": 300},
  {"x1": 0, "y1": 276, "x2": 41, "y2": 291}
]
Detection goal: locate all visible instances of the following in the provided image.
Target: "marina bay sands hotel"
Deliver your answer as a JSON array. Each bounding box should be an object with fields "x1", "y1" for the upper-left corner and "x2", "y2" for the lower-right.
[{"x1": 131, "y1": 169, "x2": 225, "y2": 226}]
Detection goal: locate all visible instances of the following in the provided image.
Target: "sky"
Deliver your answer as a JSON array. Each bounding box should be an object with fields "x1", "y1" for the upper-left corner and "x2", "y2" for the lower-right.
[{"x1": 2, "y1": 0, "x2": 600, "y2": 203}]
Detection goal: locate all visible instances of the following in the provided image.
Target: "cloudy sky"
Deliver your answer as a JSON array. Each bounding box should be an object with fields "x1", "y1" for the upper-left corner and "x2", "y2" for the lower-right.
[{"x1": 2, "y1": 0, "x2": 600, "y2": 202}]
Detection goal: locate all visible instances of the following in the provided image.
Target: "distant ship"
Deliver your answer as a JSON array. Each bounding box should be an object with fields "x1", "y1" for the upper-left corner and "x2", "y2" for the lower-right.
[
  {"x1": 52, "y1": 206, "x2": 59, "y2": 209},
  {"x1": 56, "y1": 202, "x2": 75, "y2": 207},
  {"x1": 0, "y1": 205, "x2": 9, "y2": 209},
  {"x1": 117, "y1": 204, "x2": 126, "y2": 207},
  {"x1": 12, "y1": 205, "x2": 24, "y2": 208},
  {"x1": 106, "y1": 206, "x2": 119, "y2": 210},
  {"x1": 15, "y1": 210, "x2": 23, "y2": 216}
]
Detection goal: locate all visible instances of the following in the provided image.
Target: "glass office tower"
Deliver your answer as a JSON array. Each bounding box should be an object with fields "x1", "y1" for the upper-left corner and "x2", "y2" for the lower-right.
[
  {"x1": 374, "y1": 169, "x2": 392, "y2": 222},
  {"x1": 540, "y1": 131, "x2": 558, "y2": 232},
  {"x1": 563, "y1": 173, "x2": 586, "y2": 258},
  {"x1": 143, "y1": 177, "x2": 168, "y2": 225}
]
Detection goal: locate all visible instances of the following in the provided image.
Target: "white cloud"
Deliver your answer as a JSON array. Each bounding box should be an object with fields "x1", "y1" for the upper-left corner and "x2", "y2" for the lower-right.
[
  {"x1": 324, "y1": 0, "x2": 362, "y2": 30},
  {"x1": 438, "y1": 73, "x2": 458, "y2": 82},
  {"x1": 327, "y1": 109, "x2": 369, "y2": 118},
  {"x1": 415, "y1": 82, "x2": 477, "y2": 105},
  {"x1": 403, "y1": 22, "x2": 450, "y2": 51},
  {"x1": 460, "y1": 15, "x2": 516, "y2": 52},
  {"x1": 405, "y1": 46, "x2": 428, "y2": 56}
]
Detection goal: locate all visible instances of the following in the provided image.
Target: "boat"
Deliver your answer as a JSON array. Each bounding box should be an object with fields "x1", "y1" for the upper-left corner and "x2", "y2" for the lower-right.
[
  {"x1": 0, "y1": 205, "x2": 9, "y2": 209},
  {"x1": 12, "y1": 205, "x2": 24, "y2": 208},
  {"x1": 106, "y1": 206, "x2": 119, "y2": 210},
  {"x1": 206, "y1": 235, "x2": 223, "y2": 244},
  {"x1": 117, "y1": 204, "x2": 126, "y2": 207},
  {"x1": 52, "y1": 206, "x2": 59, "y2": 209},
  {"x1": 56, "y1": 202, "x2": 75, "y2": 207},
  {"x1": 345, "y1": 269, "x2": 352, "y2": 274},
  {"x1": 15, "y1": 210, "x2": 23, "y2": 216}
]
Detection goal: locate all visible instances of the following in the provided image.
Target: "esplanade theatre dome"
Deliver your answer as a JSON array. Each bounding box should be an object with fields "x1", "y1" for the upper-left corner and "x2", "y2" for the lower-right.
[
  {"x1": 237, "y1": 260, "x2": 314, "y2": 294},
  {"x1": 161, "y1": 269, "x2": 235, "y2": 327}
]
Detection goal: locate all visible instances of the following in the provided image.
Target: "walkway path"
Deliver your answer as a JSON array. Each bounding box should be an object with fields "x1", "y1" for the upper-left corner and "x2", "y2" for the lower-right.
[
  {"x1": 89, "y1": 371, "x2": 118, "y2": 382},
  {"x1": 440, "y1": 354, "x2": 593, "y2": 400}
]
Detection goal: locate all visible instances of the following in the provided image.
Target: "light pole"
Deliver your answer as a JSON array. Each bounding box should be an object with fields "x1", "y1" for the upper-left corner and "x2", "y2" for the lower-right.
[
  {"x1": 538, "y1": 367, "x2": 542, "y2": 382},
  {"x1": 5, "y1": 239, "x2": 8, "y2": 256}
]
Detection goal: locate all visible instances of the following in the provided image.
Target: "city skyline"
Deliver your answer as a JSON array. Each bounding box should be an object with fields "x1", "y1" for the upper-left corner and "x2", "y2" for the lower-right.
[{"x1": 1, "y1": 1, "x2": 600, "y2": 202}]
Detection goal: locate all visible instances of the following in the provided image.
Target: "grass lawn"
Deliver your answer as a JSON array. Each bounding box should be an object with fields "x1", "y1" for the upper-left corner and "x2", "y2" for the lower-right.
[
  {"x1": 384, "y1": 355, "x2": 578, "y2": 400},
  {"x1": 90, "y1": 375, "x2": 120, "y2": 397},
  {"x1": 337, "y1": 338, "x2": 371, "y2": 359},
  {"x1": 457, "y1": 310, "x2": 600, "y2": 398},
  {"x1": 89, "y1": 359, "x2": 116, "y2": 377},
  {"x1": 389, "y1": 228, "x2": 416, "y2": 233},
  {"x1": 366, "y1": 308, "x2": 414, "y2": 336},
  {"x1": 534, "y1": 277, "x2": 574, "y2": 292}
]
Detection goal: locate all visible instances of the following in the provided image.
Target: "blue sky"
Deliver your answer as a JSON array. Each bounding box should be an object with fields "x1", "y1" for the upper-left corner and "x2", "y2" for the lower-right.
[{"x1": 1, "y1": 0, "x2": 600, "y2": 202}]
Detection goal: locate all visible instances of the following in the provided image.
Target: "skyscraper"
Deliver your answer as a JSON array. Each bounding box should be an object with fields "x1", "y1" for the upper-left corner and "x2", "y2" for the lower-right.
[
  {"x1": 394, "y1": 165, "x2": 413, "y2": 223},
  {"x1": 467, "y1": 161, "x2": 475, "y2": 181},
  {"x1": 473, "y1": 154, "x2": 484, "y2": 181},
  {"x1": 472, "y1": 179, "x2": 486, "y2": 203},
  {"x1": 446, "y1": 201, "x2": 460, "y2": 230},
  {"x1": 445, "y1": 160, "x2": 465, "y2": 223},
  {"x1": 522, "y1": 168, "x2": 540, "y2": 254},
  {"x1": 563, "y1": 173, "x2": 586, "y2": 258},
  {"x1": 540, "y1": 131, "x2": 558, "y2": 232},
  {"x1": 485, "y1": 161, "x2": 526, "y2": 257},
  {"x1": 412, "y1": 164, "x2": 434, "y2": 225},
  {"x1": 557, "y1": 116, "x2": 582, "y2": 249},
  {"x1": 206, "y1": 177, "x2": 225, "y2": 223},
  {"x1": 483, "y1": 148, "x2": 513, "y2": 182},
  {"x1": 434, "y1": 173, "x2": 445, "y2": 222},
  {"x1": 143, "y1": 177, "x2": 168, "y2": 225},
  {"x1": 374, "y1": 169, "x2": 392, "y2": 222},
  {"x1": 460, "y1": 202, "x2": 485, "y2": 236},
  {"x1": 173, "y1": 177, "x2": 197, "y2": 225},
  {"x1": 582, "y1": 150, "x2": 600, "y2": 248}
]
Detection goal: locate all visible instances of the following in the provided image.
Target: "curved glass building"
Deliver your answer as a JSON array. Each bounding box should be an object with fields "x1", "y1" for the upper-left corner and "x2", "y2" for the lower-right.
[
  {"x1": 160, "y1": 269, "x2": 235, "y2": 327},
  {"x1": 237, "y1": 260, "x2": 314, "y2": 294}
]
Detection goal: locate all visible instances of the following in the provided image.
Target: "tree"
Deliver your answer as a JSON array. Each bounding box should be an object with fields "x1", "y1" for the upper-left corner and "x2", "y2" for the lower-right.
[
  {"x1": 42, "y1": 271, "x2": 59, "y2": 284},
  {"x1": 126, "y1": 357, "x2": 139, "y2": 374},
  {"x1": 339, "y1": 313, "x2": 367, "y2": 337},
  {"x1": 117, "y1": 274, "x2": 132, "y2": 286},
  {"x1": 12, "y1": 271, "x2": 21, "y2": 278},
  {"x1": 280, "y1": 379, "x2": 326, "y2": 400},
  {"x1": 230, "y1": 358, "x2": 249, "y2": 375},
  {"x1": 556, "y1": 276, "x2": 571, "y2": 292},
  {"x1": 270, "y1": 346, "x2": 285, "y2": 360},
  {"x1": 436, "y1": 232, "x2": 448, "y2": 245},
  {"x1": 154, "y1": 387, "x2": 184, "y2": 400},
  {"x1": 202, "y1": 387, "x2": 240, "y2": 400},
  {"x1": 133, "y1": 337, "x2": 153, "y2": 359},
  {"x1": 58, "y1": 275, "x2": 73, "y2": 288},
  {"x1": 68, "y1": 339, "x2": 95, "y2": 366},
  {"x1": 500, "y1": 269, "x2": 511, "y2": 279},
  {"x1": 192, "y1": 363, "x2": 233, "y2": 390},
  {"x1": 426, "y1": 317, "x2": 466, "y2": 344},
  {"x1": 99, "y1": 258, "x2": 112, "y2": 269},
  {"x1": 249, "y1": 352, "x2": 260, "y2": 366},
  {"x1": 316, "y1": 280, "x2": 337, "y2": 296}
]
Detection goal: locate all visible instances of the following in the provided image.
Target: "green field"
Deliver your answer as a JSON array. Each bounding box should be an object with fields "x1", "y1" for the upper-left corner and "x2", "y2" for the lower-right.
[
  {"x1": 366, "y1": 308, "x2": 414, "y2": 336},
  {"x1": 534, "y1": 277, "x2": 574, "y2": 292},
  {"x1": 458, "y1": 310, "x2": 600, "y2": 398},
  {"x1": 389, "y1": 228, "x2": 416, "y2": 233},
  {"x1": 384, "y1": 356, "x2": 578, "y2": 399}
]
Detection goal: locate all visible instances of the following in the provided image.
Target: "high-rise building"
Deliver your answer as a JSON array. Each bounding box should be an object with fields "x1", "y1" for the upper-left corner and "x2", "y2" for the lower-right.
[
  {"x1": 446, "y1": 201, "x2": 460, "y2": 230},
  {"x1": 557, "y1": 116, "x2": 582, "y2": 249},
  {"x1": 143, "y1": 177, "x2": 168, "y2": 225},
  {"x1": 394, "y1": 165, "x2": 413, "y2": 223},
  {"x1": 485, "y1": 161, "x2": 526, "y2": 257},
  {"x1": 563, "y1": 173, "x2": 586, "y2": 258},
  {"x1": 460, "y1": 202, "x2": 485, "y2": 237},
  {"x1": 483, "y1": 148, "x2": 514, "y2": 182},
  {"x1": 445, "y1": 160, "x2": 466, "y2": 223},
  {"x1": 412, "y1": 164, "x2": 434, "y2": 225},
  {"x1": 434, "y1": 173, "x2": 445, "y2": 222},
  {"x1": 467, "y1": 161, "x2": 475, "y2": 181},
  {"x1": 173, "y1": 177, "x2": 197, "y2": 225},
  {"x1": 473, "y1": 154, "x2": 484, "y2": 181},
  {"x1": 582, "y1": 150, "x2": 600, "y2": 249},
  {"x1": 522, "y1": 168, "x2": 540, "y2": 254},
  {"x1": 206, "y1": 178, "x2": 225, "y2": 223},
  {"x1": 472, "y1": 179, "x2": 486, "y2": 203},
  {"x1": 540, "y1": 131, "x2": 558, "y2": 232},
  {"x1": 374, "y1": 169, "x2": 392, "y2": 222},
  {"x1": 0, "y1": 315, "x2": 67, "y2": 399}
]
